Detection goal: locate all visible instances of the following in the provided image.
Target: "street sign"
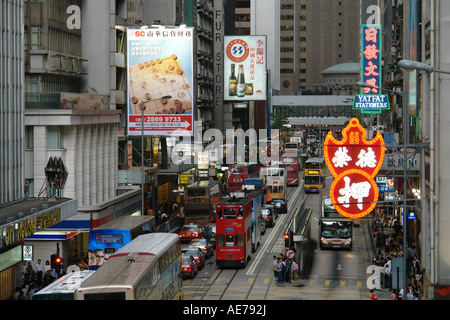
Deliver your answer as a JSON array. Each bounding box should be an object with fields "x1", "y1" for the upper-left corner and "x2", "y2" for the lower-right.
[{"x1": 285, "y1": 249, "x2": 295, "y2": 259}]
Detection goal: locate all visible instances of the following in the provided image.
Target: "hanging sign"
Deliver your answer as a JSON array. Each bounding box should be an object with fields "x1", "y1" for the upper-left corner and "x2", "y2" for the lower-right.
[
  {"x1": 324, "y1": 118, "x2": 385, "y2": 219},
  {"x1": 353, "y1": 24, "x2": 389, "y2": 113}
]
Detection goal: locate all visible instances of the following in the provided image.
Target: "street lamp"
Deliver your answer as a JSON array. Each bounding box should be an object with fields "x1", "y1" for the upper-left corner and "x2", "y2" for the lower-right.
[{"x1": 139, "y1": 95, "x2": 172, "y2": 216}]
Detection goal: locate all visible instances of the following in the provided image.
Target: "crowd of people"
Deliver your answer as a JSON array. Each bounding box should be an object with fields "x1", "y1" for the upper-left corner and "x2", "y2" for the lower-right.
[
  {"x1": 272, "y1": 254, "x2": 299, "y2": 285},
  {"x1": 370, "y1": 209, "x2": 424, "y2": 300}
]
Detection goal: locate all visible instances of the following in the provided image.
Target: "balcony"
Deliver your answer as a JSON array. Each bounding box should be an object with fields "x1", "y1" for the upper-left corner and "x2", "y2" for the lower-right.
[{"x1": 25, "y1": 92, "x2": 110, "y2": 110}]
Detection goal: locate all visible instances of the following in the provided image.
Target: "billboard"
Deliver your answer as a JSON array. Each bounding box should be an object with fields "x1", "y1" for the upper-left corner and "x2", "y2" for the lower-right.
[
  {"x1": 127, "y1": 27, "x2": 194, "y2": 136},
  {"x1": 224, "y1": 35, "x2": 267, "y2": 101}
]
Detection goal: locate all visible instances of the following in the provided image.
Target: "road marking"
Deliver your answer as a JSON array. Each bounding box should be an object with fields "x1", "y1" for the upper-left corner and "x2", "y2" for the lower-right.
[{"x1": 245, "y1": 185, "x2": 303, "y2": 275}]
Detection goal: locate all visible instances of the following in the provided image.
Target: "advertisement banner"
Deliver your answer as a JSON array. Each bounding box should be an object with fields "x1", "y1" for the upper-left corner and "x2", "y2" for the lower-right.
[
  {"x1": 224, "y1": 35, "x2": 267, "y2": 101},
  {"x1": 127, "y1": 27, "x2": 194, "y2": 136}
]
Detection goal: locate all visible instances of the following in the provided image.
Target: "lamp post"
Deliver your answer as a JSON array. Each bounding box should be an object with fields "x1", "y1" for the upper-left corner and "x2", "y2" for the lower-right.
[{"x1": 139, "y1": 95, "x2": 172, "y2": 216}]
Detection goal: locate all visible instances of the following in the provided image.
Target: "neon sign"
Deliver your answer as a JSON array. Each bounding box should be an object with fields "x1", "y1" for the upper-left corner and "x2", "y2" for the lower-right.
[
  {"x1": 324, "y1": 118, "x2": 385, "y2": 219},
  {"x1": 353, "y1": 24, "x2": 389, "y2": 113}
]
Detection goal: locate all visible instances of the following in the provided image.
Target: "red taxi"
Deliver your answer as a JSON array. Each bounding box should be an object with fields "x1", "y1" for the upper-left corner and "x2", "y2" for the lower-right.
[
  {"x1": 181, "y1": 247, "x2": 205, "y2": 269},
  {"x1": 179, "y1": 224, "x2": 203, "y2": 243},
  {"x1": 181, "y1": 255, "x2": 198, "y2": 279}
]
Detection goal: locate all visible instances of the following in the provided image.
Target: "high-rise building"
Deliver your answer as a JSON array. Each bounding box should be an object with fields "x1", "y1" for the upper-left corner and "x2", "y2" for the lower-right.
[{"x1": 0, "y1": 0, "x2": 24, "y2": 206}]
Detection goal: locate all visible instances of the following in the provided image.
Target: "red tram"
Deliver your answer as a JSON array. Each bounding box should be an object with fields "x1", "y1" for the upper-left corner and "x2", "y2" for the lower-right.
[{"x1": 215, "y1": 197, "x2": 253, "y2": 268}]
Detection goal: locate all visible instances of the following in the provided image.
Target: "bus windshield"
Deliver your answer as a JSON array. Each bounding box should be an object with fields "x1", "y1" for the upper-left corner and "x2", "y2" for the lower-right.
[{"x1": 321, "y1": 220, "x2": 352, "y2": 239}]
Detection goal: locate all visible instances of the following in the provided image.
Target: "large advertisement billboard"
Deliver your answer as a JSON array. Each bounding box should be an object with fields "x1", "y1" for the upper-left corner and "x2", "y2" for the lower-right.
[
  {"x1": 127, "y1": 27, "x2": 194, "y2": 136},
  {"x1": 224, "y1": 35, "x2": 267, "y2": 101}
]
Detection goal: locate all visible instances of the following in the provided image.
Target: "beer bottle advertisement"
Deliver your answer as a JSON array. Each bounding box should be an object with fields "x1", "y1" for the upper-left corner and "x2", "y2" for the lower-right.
[
  {"x1": 224, "y1": 36, "x2": 267, "y2": 101},
  {"x1": 229, "y1": 64, "x2": 237, "y2": 96}
]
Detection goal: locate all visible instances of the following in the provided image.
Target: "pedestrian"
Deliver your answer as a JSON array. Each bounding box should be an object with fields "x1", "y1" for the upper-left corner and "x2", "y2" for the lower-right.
[
  {"x1": 384, "y1": 256, "x2": 392, "y2": 289},
  {"x1": 44, "y1": 260, "x2": 51, "y2": 273},
  {"x1": 35, "y1": 259, "x2": 44, "y2": 283},
  {"x1": 276, "y1": 257, "x2": 284, "y2": 284},
  {"x1": 412, "y1": 255, "x2": 422, "y2": 280},
  {"x1": 272, "y1": 256, "x2": 278, "y2": 278},
  {"x1": 390, "y1": 289, "x2": 397, "y2": 300},
  {"x1": 291, "y1": 260, "x2": 298, "y2": 281},
  {"x1": 369, "y1": 289, "x2": 378, "y2": 300},
  {"x1": 284, "y1": 258, "x2": 291, "y2": 282},
  {"x1": 25, "y1": 262, "x2": 34, "y2": 284}
]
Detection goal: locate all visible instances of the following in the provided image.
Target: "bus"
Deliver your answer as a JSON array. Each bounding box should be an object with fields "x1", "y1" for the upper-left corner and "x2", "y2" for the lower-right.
[
  {"x1": 284, "y1": 142, "x2": 300, "y2": 156},
  {"x1": 227, "y1": 163, "x2": 260, "y2": 192},
  {"x1": 215, "y1": 197, "x2": 253, "y2": 268},
  {"x1": 319, "y1": 196, "x2": 353, "y2": 249},
  {"x1": 281, "y1": 153, "x2": 300, "y2": 186},
  {"x1": 304, "y1": 157, "x2": 325, "y2": 193},
  {"x1": 184, "y1": 180, "x2": 221, "y2": 225},
  {"x1": 88, "y1": 215, "x2": 155, "y2": 270},
  {"x1": 32, "y1": 270, "x2": 95, "y2": 300},
  {"x1": 261, "y1": 166, "x2": 286, "y2": 202},
  {"x1": 77, "y1": 233, "x2": 183, "y2": 300}
]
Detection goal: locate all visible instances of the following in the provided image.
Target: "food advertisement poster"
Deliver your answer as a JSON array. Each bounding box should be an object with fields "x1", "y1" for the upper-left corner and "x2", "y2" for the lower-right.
[
  {"x1": 127, "y1": 27, "x2": 194, "y2": 136},
  {"x1": 224, "y1": 35, "x2": 267, "y2": 101}
]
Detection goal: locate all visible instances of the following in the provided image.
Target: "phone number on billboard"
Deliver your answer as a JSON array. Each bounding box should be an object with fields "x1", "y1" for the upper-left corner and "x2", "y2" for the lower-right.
[{"x1": 146, "y1": 116, "x2": 182, "y2": 122}]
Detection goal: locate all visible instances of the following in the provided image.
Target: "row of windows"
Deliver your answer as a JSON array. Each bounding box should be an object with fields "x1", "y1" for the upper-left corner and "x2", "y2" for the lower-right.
[{"x1": 273, "y1": 105, "x2": 359, "y2": 118}]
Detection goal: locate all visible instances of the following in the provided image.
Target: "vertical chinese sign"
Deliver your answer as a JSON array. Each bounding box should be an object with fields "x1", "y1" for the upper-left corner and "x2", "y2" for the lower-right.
[
  {"x1": 127, "y1": 27, "x2": 194, "y2": 136},
  {"x1": 224, "y1": 35, "x2": 267, "y2": 101},
  {"x1": 324, "y1": 118, "x2": 385, "y2": 219},
  {"x1": 353, "y1": 24, "x2": 389, "y2": 113}
]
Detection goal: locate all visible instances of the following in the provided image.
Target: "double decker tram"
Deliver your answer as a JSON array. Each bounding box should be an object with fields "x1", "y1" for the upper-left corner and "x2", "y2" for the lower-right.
[
  {"x1": 227, "y1": 163, "x2": 260, "y2": 192},
  {"x1": 215, "y1": 197, "x2": 253, "y2": 268},
  {"x1": 304, "y1": 157, "x2": 325, "y2": 193},
  {"x1": 281, "y1": 153, "x2": 300, "y2": 186},
  {"x1": 261, "y1": 166, "x2": 287, "y2": 202}
]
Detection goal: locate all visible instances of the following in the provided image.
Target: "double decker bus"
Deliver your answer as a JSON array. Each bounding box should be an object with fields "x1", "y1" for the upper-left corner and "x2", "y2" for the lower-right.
[
  {"x1": 304, "y1": 157, "x2": 325, "y2": 193},
  {"x1": 215, "y1": 197, "x2": 253, "y2": 268},
  {"x1": 88, "y1": 215, "x2": 155, "y2": 270},
  {"x1": 261, "y1": 166, "x2": 286, "y2": 202},
  {"x1": 77, "y1": 233, "x2": 183, "y2": 300},
  {"x1": 281, "y1": 153, "x2": 300, "y2": 186},
  {"x1": 184, "y1": 180, "x2": 221, "y2": 225},
  {"x1": 227, "y1": 163, "x2": 260, "y2": 192},
  {"x1": 319, "y1": 196, "x2": 353, "y2": 249}
]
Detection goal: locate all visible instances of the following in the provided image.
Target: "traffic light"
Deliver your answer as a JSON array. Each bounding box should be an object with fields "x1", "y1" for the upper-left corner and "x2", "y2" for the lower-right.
[
  {"x1": 51, "y1": 254, "x2": 62, "y2": 269},
  {"x1": 284, "y1": 230, "x2": 293, "y2": 248}
]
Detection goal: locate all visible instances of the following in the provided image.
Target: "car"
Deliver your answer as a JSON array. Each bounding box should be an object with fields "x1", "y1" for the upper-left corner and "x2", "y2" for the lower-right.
[
  {"x1": 181, "y1": 247, "x2": 205, "y2": 269},
  {"x1": 203, "y1": 223, "x2": 216, "y2": 248},
  {"x1": 187, "y1": 239, "x2": 214, "y2": 259},
  {"x1": 260, "y1": 215, "x2": 266, "y2": 235},
  {"x1": 261, "y1": 205, "x2": 277, "y2": 227},
  {"x1": 179, "y1": 224, "x2": 204, "y2": 243},
  {"x1": 271, "y1": 198, "x2": 287, "y2": 214},
  {"x1": 181, "y1": 255, "x2": 198, "y2": 279}
]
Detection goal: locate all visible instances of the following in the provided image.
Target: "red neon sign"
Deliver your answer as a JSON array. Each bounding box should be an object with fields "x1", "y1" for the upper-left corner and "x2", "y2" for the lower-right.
[{"x1": 324, "y1": 118, "x2": 385, "y2": 219}]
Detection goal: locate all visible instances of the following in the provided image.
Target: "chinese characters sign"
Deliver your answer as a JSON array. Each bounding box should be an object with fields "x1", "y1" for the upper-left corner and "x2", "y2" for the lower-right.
[
  {"x1": 224, "y1": 36, "x2": 267, "y2": 101},
  {"x1": 353, "y1": 24, "x2": 389, "y2": 114},
  {"x1": 127, "y1": 27, "x2": 194, "y2": 136},
  {"x1": 324, "y1": 118, "x2": 385, "y2": 219}
]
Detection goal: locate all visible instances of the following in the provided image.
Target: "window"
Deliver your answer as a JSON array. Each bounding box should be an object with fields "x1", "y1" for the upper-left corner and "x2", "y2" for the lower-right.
[
  {"x1": 31, "y1": 26, "x2": 41, "y2": 50},
  {"x1": 25, "y1": 126, "x2": 34, "y2": 149},
  {"x1": 48, "y1": 126, "x2": 63, "y2": 149}
]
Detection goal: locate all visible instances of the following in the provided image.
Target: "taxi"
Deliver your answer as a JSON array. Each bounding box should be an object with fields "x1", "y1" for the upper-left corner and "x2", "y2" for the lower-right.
[
  {"x1": 179, "y1": 224, "x2": 204, "y2": 243},
  {"x1": 181, "y1": 247, "x2": 205, "y2": 269},
  {"x1": 181, "y1": 254, "x2": 198, "y2": 279}
]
